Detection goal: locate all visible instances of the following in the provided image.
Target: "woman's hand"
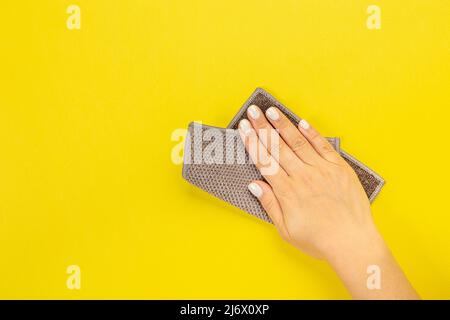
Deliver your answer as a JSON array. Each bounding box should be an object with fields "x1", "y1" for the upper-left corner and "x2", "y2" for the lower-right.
[
  {"x1": 239, "y1": 105, "x2": 419, "y2": 299},
  {"x1": 240, "y1": 104, "x2": 375, "y2": 260}
]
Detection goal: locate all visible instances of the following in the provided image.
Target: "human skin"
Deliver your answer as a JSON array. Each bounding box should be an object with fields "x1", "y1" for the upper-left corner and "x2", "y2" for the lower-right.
[{"x1": 240, "y1": 104, "x2": 419, "y2": 300}]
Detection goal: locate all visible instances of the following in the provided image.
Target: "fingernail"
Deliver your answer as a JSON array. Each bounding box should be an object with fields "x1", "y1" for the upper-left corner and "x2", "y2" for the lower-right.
[
  {"x1": 247, "y1": 105, "x2": 260, "y2": 120},
  {"x1": 248, "y1": 183, "x2": 263, "y2": 198},
  {"x1": 239, "y1": 119, "x2": 252, "y2": 135},
  {"x1": 266, "y1": 107, "x2": 279, "y2": 121},
  {"x1": 299, "y1": 119, "x2": 310, "y2": 130}
]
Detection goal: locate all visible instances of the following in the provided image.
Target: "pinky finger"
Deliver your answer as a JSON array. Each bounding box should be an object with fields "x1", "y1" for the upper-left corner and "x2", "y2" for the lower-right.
[{"x1": 298, "y1": 119, "x2": 344, "y2": 165}]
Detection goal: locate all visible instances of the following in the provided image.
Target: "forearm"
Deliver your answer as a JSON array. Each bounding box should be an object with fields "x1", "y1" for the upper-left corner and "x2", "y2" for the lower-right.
[
  {"x1": 326, "y1": 227, "x2": 419, "y2": 300},
  {"x1": 240, "y1": 104, "x2": 418, "y2": 299}
]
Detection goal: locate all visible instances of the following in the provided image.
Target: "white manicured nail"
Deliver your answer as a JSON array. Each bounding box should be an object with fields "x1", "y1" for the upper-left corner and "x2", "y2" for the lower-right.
[
  {"x1": 266, "y1": 107, "x2": 279, "y2": 121},
  {"x1": 248, "y1": 183, "x2": 263, "y2": 198},
  {"x1": 239, "y1": 119, "x2": 252, "y2": 135},
  {"x1": 247, "y1": 105, "x2": 260, "y2": 119},
  {"x1": 299, "y1": 119, "x2": 310, "y2": 130}
]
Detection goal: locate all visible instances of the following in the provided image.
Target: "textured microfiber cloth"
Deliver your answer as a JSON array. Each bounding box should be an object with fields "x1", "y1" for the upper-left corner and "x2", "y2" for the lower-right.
[
  {"x1": 226, "y1": 88, "x2": 385, "y2": 203},
  {"x1": 182, "y1": 122, "x2": 341, "y2": 223}
]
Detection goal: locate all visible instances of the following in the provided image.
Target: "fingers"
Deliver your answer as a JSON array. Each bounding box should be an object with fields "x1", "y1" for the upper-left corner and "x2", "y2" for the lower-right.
[
  {"x1": 238, "y1": 119, "x2": 289, "y2": 189},
  {"x1": 246, "y1": 105, "x2": 305, "y2": 175},
  {"x1": 264, "y1": 107, "x2": 320, "y2": 165},
  {"x1": 297, "y1": 119, "x2": 344, "y2": 165},
  {"x1": 248, "y1": 181, "x2": 289, "y2": 237}
]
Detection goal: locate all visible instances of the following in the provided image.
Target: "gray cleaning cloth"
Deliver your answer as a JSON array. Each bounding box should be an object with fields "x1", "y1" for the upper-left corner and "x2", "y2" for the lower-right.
[
  {"x1": 182, "y1": 88, "x2": 384, "y2": 223},
  {"x1": 182, "y1": 122, "x2": 340, "y2": 223}
]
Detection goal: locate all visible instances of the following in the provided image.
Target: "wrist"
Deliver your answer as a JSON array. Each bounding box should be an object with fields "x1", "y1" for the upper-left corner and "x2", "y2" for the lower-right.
[
  {"x1": 323, "y1": 224, "x2": 419, "y2": 299},
  {"x1": 325, "y1": 224, "x2": 388, "y2": 272}
]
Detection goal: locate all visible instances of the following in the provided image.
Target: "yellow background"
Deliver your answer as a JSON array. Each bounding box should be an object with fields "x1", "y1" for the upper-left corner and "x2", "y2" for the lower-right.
[{"x1": 0, "y1": 0, "x2": 449, "y2": 299}]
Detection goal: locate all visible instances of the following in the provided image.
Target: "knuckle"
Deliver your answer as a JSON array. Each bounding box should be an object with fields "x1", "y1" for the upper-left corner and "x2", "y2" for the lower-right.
[
  {"x1": 277, "y1": 117, "x2": 290, "y2": 130},
  {"x1": 320, "y1": 142, "x2": 335, "y2": 154},
  {"x1": 267, "y1": 131, "x2": 281, "y2": 150},
  {"x1": 290, "y1": 137, "x2": 308, "y2": 152},
  {"x1": 309, "y1": 130, "x2": 320, "y2": 141},
  {"x1": 274, "y1": 180, "x2": 294, "y2": 199},
  {"x1": 262, "y1": 196, "x2": 276, "y2": 209},
  {"x1": 276, "y1": 140, "x2": 288, "y2": 156},
  {"x1": 255, "y1": 126, "x2": 269, "y2": 140}
]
